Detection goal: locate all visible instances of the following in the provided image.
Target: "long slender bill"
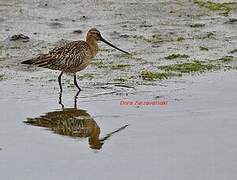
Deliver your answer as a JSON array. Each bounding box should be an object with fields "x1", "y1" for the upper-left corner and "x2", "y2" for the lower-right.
[{"x1": 101, "y1": 37, "x2": 130, "y2": 54}]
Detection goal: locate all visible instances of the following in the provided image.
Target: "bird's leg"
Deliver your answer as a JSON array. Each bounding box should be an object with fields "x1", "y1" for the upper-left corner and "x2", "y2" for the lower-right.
[
  {"x1": 74, "y1": 91, "x2": 80, "y2": 108},
  {"x1": 58, "y1": 92, "x2": 64, "y2": 109},
  {"x1": 74, "y1": 75, "x2": 81, "y2": 92},
  {"x1": 58, "y1": 72, "x2": 63, "y2": 93}
]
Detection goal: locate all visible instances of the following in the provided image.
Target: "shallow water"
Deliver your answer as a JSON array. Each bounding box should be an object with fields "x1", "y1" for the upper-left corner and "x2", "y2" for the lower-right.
[{"x1": 0, "y1": 70, "x2": 237, "y2": 180}]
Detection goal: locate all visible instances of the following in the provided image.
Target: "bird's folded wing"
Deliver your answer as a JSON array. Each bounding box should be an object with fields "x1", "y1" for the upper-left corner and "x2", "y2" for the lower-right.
[{"x1": 24, "y1": 41, "x2": 91, "y2": 71}]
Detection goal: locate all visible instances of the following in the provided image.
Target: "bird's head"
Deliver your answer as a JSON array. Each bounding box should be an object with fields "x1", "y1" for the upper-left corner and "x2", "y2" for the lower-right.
[
  {"x1": 86, "y1": 28, "x2": 129, "y2": 54},
  {"x1": 87, "y1": 28, "x2": 103, "y2": 41}
]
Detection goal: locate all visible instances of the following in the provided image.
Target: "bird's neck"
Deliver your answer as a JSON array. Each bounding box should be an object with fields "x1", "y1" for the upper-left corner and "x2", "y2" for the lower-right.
[{"x1": 86, "y1": 37, "x2": 98, "y2": 58}]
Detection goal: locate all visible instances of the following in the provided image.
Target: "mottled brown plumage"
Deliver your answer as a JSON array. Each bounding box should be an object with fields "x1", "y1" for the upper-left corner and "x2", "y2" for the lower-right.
[
  {"x1": 27, "y1": 41, "x2": 92, "y2": 73},
  {"x1": 22, "y1": 28, "x2": 129, "y2": 92}
]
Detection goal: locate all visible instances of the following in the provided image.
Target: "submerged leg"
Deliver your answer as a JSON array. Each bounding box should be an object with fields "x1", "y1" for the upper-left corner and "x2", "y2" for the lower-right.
[
  {"x1": 58, "y1": 72, "x2": 63, "y2": 93},
  {"x1": 58, "y1": 92, "x2": 64, "y2": 109},
  {"x1": 74, "y1": 75, "x2": 81, "y2": 91},
  {"x1": 74, "y1": 91, "x2": 81, "y2": 108}
]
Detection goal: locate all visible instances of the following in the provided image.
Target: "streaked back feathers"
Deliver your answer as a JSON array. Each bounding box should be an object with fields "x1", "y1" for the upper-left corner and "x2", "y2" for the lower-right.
[{"x1": 22, "y1": 41, "x2": 93, "y2": 73}]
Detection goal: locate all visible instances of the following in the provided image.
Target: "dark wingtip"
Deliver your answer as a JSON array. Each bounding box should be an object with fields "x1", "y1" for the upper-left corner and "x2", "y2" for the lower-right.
[{"x1": 21, "y1": 59, "x2": 33, "y2": 64}]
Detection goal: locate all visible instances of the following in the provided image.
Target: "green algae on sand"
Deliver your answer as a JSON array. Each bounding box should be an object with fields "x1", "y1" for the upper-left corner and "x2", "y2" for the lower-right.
[
  {"x1": 165, "y1": 54, "x2": 189, "y2": 60},
  {"x1": 194, "y1": 0, "x2": 237, "y2": 16},
  {"x1": 0, "y1": 74, "x2": 5, "y2": 81},
  {"x1": 159, "y1": 61, "x2": 215, "y2": 73},
  {"x1": 141, "y1": 71, "x2": 182, "y2": 81}
]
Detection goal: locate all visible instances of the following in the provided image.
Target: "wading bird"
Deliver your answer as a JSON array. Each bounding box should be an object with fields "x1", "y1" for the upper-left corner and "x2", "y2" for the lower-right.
[{"x1": 22, "y1": 28, "x2": 129, "y2": 92}]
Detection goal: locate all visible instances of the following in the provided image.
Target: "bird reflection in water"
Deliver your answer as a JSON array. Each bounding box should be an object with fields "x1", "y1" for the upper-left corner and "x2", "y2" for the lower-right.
[{"x1": 24, "y1": 93, "x2": 128, "y2": 150}]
